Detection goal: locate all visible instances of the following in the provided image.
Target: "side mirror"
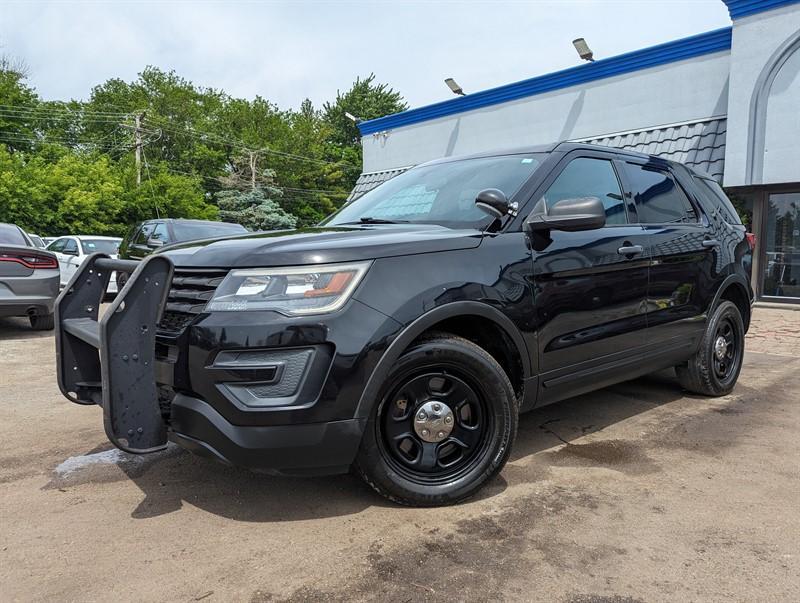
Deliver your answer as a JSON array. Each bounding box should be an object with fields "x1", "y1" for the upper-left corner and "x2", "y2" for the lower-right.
[
  {"x1": 526, "y1": 196, "x2": 606, "y2": 233},
  {"x1": 475, "y1": 188, "x2": 516, "y2": 220},
  {"x1": 63, "y1": 247, "x2": 79, "y2": 257},
  {"x1": 147, "y1": 237, "x2": 165, "y2": 248}
]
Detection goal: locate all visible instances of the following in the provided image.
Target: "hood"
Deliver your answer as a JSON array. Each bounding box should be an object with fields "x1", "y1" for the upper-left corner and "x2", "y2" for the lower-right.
[{"x1": 162, "y1": 224, "x2": 483, "y2": 268}]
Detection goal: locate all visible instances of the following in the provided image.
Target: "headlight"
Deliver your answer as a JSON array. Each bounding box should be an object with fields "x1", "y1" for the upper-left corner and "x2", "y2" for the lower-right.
[{"x1": 205, "y1": 261, "x2": 371, "y2": 315}]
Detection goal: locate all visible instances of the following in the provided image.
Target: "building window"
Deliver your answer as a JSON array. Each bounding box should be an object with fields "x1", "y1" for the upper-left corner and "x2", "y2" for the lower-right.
[{"x1": 762, "y1": 192, "x2": 800, "y2": 300}]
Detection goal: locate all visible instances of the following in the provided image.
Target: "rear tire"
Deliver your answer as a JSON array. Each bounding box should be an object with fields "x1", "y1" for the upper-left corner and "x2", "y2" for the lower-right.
[
  {"x1": 116, "y1": 271, "x2": 129, "y2": 290},
  {"x1": 355, "y1": 333, "x2": 518, "y2": 506},
  {"x1": 675, "y1": 300, "x2": 744, "y2": 396},
  {"x1": 29, "y1": 312, "x2": 55, "y2": 331}
]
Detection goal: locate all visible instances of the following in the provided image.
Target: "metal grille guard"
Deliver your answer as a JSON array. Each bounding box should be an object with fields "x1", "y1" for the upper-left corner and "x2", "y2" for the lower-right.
[{"x1": 55, "y1": 253, "x2": 174, "y2": 453}]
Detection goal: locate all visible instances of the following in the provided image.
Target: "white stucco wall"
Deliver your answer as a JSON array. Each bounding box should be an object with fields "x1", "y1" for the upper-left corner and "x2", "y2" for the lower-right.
[
  {"x1": 723, "y1": 4, "x2": 800, "y2": 186},
  {"x1": 362, "y1": 52, "x2": 731, "y2": 173},
  {"x1": 763, "y1": 47, "x2": 800, "y2": 183}
]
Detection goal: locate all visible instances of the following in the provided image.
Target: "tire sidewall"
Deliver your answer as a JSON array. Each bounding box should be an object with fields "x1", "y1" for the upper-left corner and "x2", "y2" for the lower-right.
[
  {"x1": 357, "y1": 337, "x2": 517, "y2": 505},
  {"x1": 704, "y1": 300, "x2": 745, "y2": 394}
]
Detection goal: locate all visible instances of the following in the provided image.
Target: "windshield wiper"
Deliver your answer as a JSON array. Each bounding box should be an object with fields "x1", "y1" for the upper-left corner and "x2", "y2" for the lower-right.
[{"x1": 341, "y1": 217, "x2": 409, "y2": 225}]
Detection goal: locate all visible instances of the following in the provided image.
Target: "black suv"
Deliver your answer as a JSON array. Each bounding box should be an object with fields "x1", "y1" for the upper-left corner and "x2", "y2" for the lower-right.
[
  {"x1": 54, "y1": 143, "x2": 753, "y2": 506},
  {"x1": 116, "y1": 219, "x2": 247, "y2": 289}
]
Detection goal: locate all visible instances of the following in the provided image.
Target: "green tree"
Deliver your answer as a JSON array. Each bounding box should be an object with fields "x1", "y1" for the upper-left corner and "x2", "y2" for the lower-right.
[
  {"x1": 0, "y1": 144, "x2": 124, "y2": 235},
  {"x1": 0, "y1": 60, "x2": 408, "y2": 236},
  {"x1": 322, "y1": 74, "x2": 407, "y2": 147},
  {"x1": 217, "y1": 187, "x2": 297, "y2": 231},
  {"x1": 0, "y1": 60, "x2": 39, "y2": 153},
  {"x1": 120, "y1": 160, "x2": 218, "y2": 227},
  {"x1": 86, "y1": 67, "x2": 228, "y2": 180}
]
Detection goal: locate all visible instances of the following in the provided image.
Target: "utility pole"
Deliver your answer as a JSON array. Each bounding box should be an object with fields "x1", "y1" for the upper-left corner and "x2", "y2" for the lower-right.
[
  {"x1": 134, "y1": 111, "x2": 145, "y2": 187},
  {"x1": 248, "y1": 149, "x2": 258, "y2": 191}
]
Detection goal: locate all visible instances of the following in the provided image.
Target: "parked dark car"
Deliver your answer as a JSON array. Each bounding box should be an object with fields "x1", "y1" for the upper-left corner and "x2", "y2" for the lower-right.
[
  {"x1": 116, "y1": 219, "x2": 247, "y2": 288},
  {"x1": 0, "y1": 223, "x2": 60, "y2": 330},
  {"x1": 55, "y1": 142, "x2": 753, "y2": 506}
]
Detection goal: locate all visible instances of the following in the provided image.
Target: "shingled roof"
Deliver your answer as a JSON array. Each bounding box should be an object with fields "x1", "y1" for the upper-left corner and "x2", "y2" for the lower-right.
[{"x1": 575, "y1": 116, "x2": 727, "y2": 182}]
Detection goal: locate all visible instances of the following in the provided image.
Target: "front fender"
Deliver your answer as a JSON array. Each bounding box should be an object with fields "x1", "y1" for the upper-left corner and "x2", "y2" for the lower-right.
[{"x1": 353, "y1": 301, "x2": 531, "y2": 419}]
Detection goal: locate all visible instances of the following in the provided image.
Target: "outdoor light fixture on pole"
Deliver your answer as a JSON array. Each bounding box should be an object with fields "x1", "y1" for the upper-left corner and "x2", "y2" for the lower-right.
[
  {"x1": 445, "y1": 78, "x2": 465, "y2": 96},
  {"x1": 344, "y1": 111, "x2": 361, "y2": 123},
  {"x1": 572, "y1": 38, "x2": 595, "y2": 62}
]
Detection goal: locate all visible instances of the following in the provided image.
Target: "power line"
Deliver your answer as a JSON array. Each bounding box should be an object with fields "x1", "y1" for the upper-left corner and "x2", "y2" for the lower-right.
[
  {"x1": 0, "y1": 130, "x2": 131, "y2": 151},
  {"x1": 0, "y1": 104, "x2": 130, "y2": 118},
  {"x1": 161, "y1": 165, "x2": 350, "y2": 197},
  {"x1": 144, "y1": 116, "x2": 360, "y2": 171}
]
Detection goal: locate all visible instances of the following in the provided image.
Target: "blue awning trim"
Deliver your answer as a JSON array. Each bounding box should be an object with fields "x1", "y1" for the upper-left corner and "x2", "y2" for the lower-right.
[
  {"x1": 358, "y1": 27, "x2": 733, "y2": 136},
  {"x1": 723, "y1": 0, "x2": 800, "y2": 19}
]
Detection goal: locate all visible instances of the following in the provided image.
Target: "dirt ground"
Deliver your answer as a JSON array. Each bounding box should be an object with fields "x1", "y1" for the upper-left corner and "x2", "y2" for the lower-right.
[{"x1": 1, "y1": 307, "x2": 798, "y2": 602}]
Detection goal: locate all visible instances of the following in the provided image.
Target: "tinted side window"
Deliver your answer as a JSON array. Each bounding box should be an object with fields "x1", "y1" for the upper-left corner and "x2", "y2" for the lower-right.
[
  {"x1": 541, "y1": 158, "x2": 627, "y2": 225},
  {"x1": 151, "y1": 222, "x2": 170, "y2": 243},
  {"x1": 134, "y1": 223, "x2": 155, "y2": 245},
  {"x1": 63, "y1": 239, "x2": 78, "y2": 255},
  {"x1": 48, "y1": 238, "x2": 67, "y2": 252},
  {"x1": 625, "y1": 164, "x2": 695, "y2": 224},
  {"x1": 694, "y1": 177, "x2": 742, "y2": 225}
]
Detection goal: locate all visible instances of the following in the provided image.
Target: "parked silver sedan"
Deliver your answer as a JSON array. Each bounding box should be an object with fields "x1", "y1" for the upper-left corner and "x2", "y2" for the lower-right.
[{"x1": 0, "y1": 223, "x2": 60, "y2": 330}]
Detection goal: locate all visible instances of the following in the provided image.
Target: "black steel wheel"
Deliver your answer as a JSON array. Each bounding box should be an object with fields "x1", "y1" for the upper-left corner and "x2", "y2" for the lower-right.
[
  {"x1": 711, "y1": 316, "x2": 739, "y2": 382},
  {"x1": 355, "y1": 332, "x2": 517, "y2": 506},
  {"x1": 378, "y1": 370, "x2": 492, "y2": 485},
  {"x1": 676, "y1": 300, "x2": 745, "y2": 396}
]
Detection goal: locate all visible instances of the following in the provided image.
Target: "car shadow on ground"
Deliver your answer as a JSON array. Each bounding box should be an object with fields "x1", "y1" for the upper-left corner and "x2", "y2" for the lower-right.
[
  {"x1": 55, "y1": 370, "x2": 689, "y2": 522},
  {"x1": 0, "y1": 316, "x2": 54, "y2": 341},
  {"x1": 511, "y1": 368, "x2": 686, "y2": 462}
]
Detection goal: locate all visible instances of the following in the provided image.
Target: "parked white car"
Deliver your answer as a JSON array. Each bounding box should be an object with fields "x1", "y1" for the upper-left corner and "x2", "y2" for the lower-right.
[{"x1": 46, "y1": 235, "x2": 123, "y2": 293}]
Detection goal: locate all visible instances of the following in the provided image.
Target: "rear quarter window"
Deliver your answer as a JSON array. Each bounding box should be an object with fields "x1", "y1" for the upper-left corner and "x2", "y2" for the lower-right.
[
  {"x1": 693, "y1": 177, "x2": 743, "y2": 225},
  {"x1": 624, "y1": 163, "x2": 696, "y2": 224}
]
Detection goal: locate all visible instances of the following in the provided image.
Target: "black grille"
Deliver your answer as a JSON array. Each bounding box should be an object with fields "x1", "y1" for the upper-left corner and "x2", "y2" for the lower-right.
[{"x1": 157, "y1": 270, "x2": 228, "y2": 335}]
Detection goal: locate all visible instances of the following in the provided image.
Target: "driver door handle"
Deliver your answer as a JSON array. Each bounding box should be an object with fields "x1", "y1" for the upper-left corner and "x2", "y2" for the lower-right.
[
  {"x1": 617, "y1": 244, "x2": 644, "y2": 256},
  {"x1": 702, "y1": 239, "x2": 720, "y2": 248}
]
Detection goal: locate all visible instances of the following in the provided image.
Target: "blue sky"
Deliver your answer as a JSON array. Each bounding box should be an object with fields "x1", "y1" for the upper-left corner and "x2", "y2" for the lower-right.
[{"x1": 2, "y1": 1, "x2": 732, "y2": 111}]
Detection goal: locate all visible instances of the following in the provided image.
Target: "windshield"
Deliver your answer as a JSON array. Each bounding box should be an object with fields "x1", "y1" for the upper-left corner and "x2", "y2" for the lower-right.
[
  {"x1": 324, "y1": 154, "x2": 544, "y2": 228},
  {"x1": 172, "y1": 221, "x2": 248, "y2": 242},
  {"x1": 81, "y1": 239, "x2": 121, "y2": 254}
]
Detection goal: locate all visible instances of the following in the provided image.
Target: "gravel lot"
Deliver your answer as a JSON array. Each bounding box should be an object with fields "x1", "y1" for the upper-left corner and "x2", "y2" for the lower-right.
[{"x1": 1, "y1": 307, "x2": 798, "y2": 602}]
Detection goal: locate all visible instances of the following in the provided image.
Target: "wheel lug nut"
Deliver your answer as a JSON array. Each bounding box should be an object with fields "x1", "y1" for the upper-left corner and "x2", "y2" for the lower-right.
[
  {"x1": 444, "y1": 415, "x2": 453, "y2": 424},
  {"x1": 418, "y1": 412, "x2": 427, "y2": 420},
  {"x1": 437, "y1": 431, "x2": 445, "y2": 439},
  {"x1": 421, "y1": 429, "x2": 429, "y2": 437}
]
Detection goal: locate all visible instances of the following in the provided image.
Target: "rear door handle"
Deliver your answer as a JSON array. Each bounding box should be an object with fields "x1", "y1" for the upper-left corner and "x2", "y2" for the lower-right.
[
  {"x1": 702, "y1": 239, "x2": 720, "y2": 248},
  {"x1": 617, "y1": 244, "x2": 644, "y2": 256}
]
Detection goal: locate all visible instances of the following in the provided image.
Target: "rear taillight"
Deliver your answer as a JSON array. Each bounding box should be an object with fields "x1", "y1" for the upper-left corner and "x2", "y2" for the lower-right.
[
  {"x1": 0, "y1": 253, "x2": 59, "y2": 270},
  {"x1": 745, "y1": 232, "x2": 756, "y2": 251}
]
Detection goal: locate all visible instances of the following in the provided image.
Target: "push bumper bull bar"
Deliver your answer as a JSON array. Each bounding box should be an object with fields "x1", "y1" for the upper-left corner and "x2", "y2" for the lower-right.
[{"x1": 55, "y1": 253, "x2": 174, "y2": 453}]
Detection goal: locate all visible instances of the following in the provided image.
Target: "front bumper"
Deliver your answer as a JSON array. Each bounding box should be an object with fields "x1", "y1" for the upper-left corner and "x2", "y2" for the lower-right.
[
  {"x1": 170, "y1": 393, "x2": 365, "y2": 475},
  {"x1": 55, "y1": 253, "x2": 401, "y2": 474}
]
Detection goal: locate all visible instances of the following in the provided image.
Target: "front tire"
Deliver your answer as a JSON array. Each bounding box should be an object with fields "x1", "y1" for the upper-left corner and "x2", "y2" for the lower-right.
[
  {"x1": 355, "y1": 333, "x2": 518, "y2": 506},
  {"x1": 676, "y1": 300, "x2": 744, "y2": 396}
]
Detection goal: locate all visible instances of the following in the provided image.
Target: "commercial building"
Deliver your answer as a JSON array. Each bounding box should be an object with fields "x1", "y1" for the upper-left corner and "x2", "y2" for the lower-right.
[{"x1": 353, "y1": 0, "x2": 800, "y2": 303}]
